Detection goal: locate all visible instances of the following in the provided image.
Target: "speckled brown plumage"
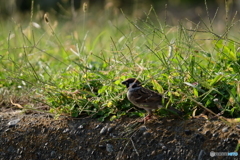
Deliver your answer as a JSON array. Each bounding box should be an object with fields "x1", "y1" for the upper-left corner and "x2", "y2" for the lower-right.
[{"x1": 122, "y1": 78, "x2": 166, "y2": 120}]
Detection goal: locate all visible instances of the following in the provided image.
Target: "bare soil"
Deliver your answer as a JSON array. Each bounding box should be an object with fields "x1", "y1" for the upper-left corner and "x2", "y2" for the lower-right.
[{"x1": 0, "y1": 108, "x2": 239, "y2": 160}]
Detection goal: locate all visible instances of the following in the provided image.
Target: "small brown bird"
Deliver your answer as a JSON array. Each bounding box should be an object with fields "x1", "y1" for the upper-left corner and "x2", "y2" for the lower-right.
[{"x1": 122, "y1": 78, "x2": 166, "y2": 120}]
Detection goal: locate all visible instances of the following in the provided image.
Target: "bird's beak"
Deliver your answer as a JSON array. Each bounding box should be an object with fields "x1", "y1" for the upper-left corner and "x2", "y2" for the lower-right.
[{"x1": 121, "y1": 81, "x2": 126, "y2": 85}]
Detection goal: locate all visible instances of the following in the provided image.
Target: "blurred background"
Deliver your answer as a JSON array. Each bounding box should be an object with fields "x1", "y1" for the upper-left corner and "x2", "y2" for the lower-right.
[{"x1": 0, "y1": 0, "x2": 238, "y2": 23}]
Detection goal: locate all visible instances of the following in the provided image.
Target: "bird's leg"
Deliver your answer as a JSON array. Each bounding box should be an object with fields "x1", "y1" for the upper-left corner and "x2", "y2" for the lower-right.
[
  {"x1": 137, "y1": 110, "x2": 153, "y2": 123},
  {"x1": 144, "y1": 109, "x2": 153, "y2": 121},
  {"x1": 138, "y1": 114, "x2": 152, "y2": 123},
  {"x1": 144, "y1": 114, "x2": 152, "y2": 121}
]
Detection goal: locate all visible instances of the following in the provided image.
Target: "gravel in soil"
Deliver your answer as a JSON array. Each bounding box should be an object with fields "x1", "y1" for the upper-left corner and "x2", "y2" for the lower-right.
[{"x1": 0, "y1": 110, "x2": 239, "y2": 160}]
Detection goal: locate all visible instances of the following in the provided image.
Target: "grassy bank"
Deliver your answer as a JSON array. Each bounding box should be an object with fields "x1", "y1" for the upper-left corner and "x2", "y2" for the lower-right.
[{"x1": 1, "y1": 6, "x2": 240, "y2": 121}]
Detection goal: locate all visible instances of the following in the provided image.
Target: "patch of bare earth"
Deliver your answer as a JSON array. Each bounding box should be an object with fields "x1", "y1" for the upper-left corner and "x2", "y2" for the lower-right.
[{"x1": 0, "y1": 109, "x2": 239, "y2": 160}]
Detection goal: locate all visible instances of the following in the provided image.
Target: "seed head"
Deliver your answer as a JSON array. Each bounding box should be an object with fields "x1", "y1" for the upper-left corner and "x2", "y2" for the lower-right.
[
  {"x1": 44, "y1": 13, "x2": 49, "y2": 23},
  {"x1": 83, "y1": 2, "x2": 88, "y2": 13}
]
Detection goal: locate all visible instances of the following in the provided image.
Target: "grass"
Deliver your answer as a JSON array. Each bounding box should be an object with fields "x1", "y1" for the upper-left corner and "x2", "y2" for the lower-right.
[{"x1": 0, "y1": 4, "x2": 240, "y2": 121}]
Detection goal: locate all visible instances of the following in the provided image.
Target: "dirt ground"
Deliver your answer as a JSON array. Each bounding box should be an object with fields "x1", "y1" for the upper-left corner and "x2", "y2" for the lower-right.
[{"x1": 0, "y1": 108, "x2": 239, "y2": 160}]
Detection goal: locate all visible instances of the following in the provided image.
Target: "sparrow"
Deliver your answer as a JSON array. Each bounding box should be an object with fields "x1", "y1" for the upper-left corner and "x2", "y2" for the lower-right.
[{"x1": 122, "y1": 78, "x2": 166, "y2": 120}]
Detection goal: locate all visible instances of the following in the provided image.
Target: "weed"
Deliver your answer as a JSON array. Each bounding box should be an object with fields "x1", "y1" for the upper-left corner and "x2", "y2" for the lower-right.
[{"x1": 0, "y1": 2, "x2": 240, "y2": 121}]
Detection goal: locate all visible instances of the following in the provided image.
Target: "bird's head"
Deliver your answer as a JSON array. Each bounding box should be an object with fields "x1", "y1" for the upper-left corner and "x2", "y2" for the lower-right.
[{"x1": 122, "y1": 78, "x2": 141, "y2": 89}]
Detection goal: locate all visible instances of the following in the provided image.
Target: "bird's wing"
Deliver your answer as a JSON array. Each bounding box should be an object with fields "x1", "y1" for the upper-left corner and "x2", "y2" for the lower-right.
[{"x1": 132, "y1": 88, "x2": 163, "y2": 104}]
